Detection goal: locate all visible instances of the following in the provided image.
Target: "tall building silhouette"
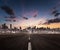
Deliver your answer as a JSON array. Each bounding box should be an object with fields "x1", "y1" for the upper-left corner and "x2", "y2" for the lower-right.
[{"x1": 10, "y1": 24, "x2": 12, "y2": 29}]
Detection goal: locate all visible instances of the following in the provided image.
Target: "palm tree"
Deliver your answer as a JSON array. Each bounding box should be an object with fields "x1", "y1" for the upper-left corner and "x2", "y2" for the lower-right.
[{"x1": 2, "y1": 23, "x2": 8, "y2": 33}]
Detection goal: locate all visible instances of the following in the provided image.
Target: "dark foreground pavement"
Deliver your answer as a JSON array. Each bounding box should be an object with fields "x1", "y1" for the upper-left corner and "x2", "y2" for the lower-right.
[
  {"x1": 31, "y1": 34, "x2": 60, "y2": 50},
  {"x1": 0, "y1": 33, "x2": 60, "y2": 50},
  {"x1": 0, "y1": 34, "x2": 28, "y2": 50}
]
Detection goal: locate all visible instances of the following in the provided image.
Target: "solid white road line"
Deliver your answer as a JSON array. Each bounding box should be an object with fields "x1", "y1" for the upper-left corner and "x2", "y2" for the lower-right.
[{"x1": 28, "y1": 42, "x2": 32, "y2": 50}]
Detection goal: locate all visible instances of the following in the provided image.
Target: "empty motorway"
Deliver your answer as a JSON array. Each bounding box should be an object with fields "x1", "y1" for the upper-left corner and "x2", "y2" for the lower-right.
[{"x1": 0, "y1": 33, "x2": 60, "y2": 50}]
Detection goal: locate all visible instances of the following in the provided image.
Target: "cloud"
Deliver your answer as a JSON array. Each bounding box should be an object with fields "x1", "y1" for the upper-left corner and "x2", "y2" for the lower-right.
[
  {"x1": 1, "y1": 5, "x2": 15, "y2": 15},
  {"x1": 44, "y1": 18, "x2": 60, "y2": 24},
  {"x1": 21, "y1": 9, "x2": 38, "y2": 18},
  {"x1": 48, "y1": 18, "x2": 60, "y2": 23},
  {"x1": 38, "y1": 18, "x2": 47, "y2": 25}
]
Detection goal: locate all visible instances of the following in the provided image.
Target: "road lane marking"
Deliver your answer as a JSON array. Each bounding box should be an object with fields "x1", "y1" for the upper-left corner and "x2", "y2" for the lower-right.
[
  {"x1": 28, "y1": 35, "x2": 32, "y2": 50},
  {"x1": 28, "y1": 42, "x2": 32, "y2": 50}
]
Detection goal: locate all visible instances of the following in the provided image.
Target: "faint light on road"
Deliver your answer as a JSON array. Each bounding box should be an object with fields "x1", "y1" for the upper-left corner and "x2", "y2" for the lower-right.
[
  {"x1": 28, "y1": 42, "x2": 32, "y2": 50},
  {"x1": 28, "y1": 35, "x2": 32, "y2": 50}
]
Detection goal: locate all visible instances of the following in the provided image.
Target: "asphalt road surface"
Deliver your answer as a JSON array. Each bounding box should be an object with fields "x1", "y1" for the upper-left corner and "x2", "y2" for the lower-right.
[
  {"x1": 0, "y1": 34, "x2": 28, "y2": 50},
  {"x1": 30, "y1": 34, "x2": 60, "y2": 50},
  {"x1": 0, "y1": 34, "x2": 60, "y2": 50}
]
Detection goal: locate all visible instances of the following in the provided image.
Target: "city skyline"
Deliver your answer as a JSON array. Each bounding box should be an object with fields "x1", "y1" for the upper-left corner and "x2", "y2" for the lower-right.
[{"x1": 0, "y1": 0, "x2": 60, "y2": 29}]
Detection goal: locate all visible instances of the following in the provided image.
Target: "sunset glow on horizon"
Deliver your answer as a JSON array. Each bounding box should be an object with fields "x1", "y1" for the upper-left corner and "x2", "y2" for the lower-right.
[
  {"x1": 0, "y1": 0, "x2": 60, "y2": 29},
  {"x1": 8, "y1": 17, "x2": 60, "y2": 29}
]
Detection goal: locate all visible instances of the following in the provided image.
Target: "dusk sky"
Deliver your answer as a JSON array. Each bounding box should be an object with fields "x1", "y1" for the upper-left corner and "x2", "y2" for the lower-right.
[{"x1": 0, "y1": 0, "x2": 60, "y2": 29}]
